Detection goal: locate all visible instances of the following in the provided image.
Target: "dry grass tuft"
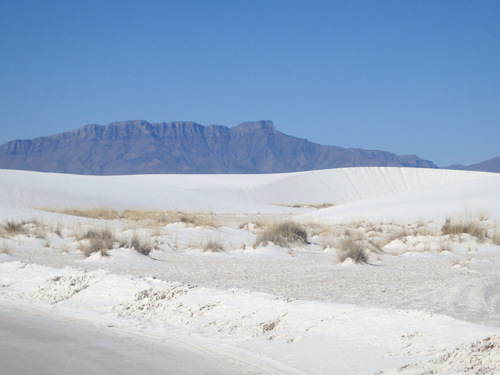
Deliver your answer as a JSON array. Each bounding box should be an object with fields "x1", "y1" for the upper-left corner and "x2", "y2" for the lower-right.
[
  {"x1": 0, "y1": 240, "x2": 11, "y2": 255},
  {"x1": 438, "y1": 238, "x2": 452, "y2": 252},
  {"x1": 305, "y1": 222, "x2": 331, "y2": 237},
  {"x1": 1, "y1": 220, "x2": 27, "y2": 236},
  {"x1": 78, "y1": 228, "x2": 116, "y2": 257},
  {"x1": 129, "y1": 233, "x2": 155, "y2": 256},
  {"x1": 336, "y1": 236, "x2": 369, "y2": 264},
  {"x1": 381, "y1": 227, "x2": 410, "y2": 247},
  {"x1": 34, "y1": 227, "x2": 49, "y2": 240},
  {"x1": 254, "y1": 221, "x2": 308, "y2": 247},
  {"x1": 202, "y1": 238, "x2": 225, "y2": 253},
  {"x1": 441, "y1": 214, "x2": 488, "y2": 240},
  {"x1": 54, "y1": 225, "x2": 63, "y2": 237},
  {"x1": 492, "y1": 227, "x2": 500, "y2": 246}
]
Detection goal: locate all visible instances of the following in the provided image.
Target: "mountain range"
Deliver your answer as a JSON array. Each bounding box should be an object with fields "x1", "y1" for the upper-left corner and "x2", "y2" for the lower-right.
[{"x1": 0, "y1": 120, "x2": 496, "y2": 174}]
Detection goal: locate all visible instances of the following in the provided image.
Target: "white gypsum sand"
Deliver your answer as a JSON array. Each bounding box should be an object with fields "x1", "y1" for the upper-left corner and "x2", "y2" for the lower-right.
[{"x1": 1, "y1": 167, "x2": 499, "y2": 374}]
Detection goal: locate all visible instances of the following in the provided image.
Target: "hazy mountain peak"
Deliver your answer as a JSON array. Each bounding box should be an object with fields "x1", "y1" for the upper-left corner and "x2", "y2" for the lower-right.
[{"x1": 232, "y1": 120, "x2": 277, "y2": 134}]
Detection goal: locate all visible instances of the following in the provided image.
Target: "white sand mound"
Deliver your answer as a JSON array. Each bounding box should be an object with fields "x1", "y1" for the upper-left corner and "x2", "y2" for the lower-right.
[
  {"x1": 0, "y1": 167, "x2": 495, "y2": 215},
  {"x1": 380, "y1": 335, "x2": 500, "y2": 375},
  {"x1": 301, "y1": 171, "x2": 500, "y2": 223}
]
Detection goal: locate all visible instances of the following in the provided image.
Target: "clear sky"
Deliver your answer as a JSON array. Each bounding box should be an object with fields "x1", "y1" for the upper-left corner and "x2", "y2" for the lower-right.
[{"x1": 1, "y1": 1, "x2": 499, "y2": 167}]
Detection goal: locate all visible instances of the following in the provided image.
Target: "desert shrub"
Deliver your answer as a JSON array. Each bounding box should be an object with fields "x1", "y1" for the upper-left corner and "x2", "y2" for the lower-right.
[
  {"x1": 239, "y1": 221, "x2": 264, "y2": 232},
  {"x1": 54, "y1": 225, "x2": 63, "y2": 237},
  {"x1": 78, "y1": 228, "x2": 116, "y2": 257},
  {"x1": 437, "y1": 238, "x2": 452, "y2": 252},
  {"x1": 0, "y1": 240, "x2": 11, "y2": 255},
  {"x1": 179, "y1": 214, "x2": 197, "y2": 225},
  {"x1": 319, "y1": 234, "x2": 337, "y2": 250},
  {"x1": 254, "y1": 221, "x2": 308, "y2": 247},
  {"x1": 306, "y1": 222, "x2": 330, "y2": 237},
  {"x1": 380, "y1": 226, "x2": 410, "y2": 247},
  {"x1": 336, "y1": 236, "x2": 369, "y2": 264},
  {"x1": 366, "y1": 238, "x2": 384, "y2": 253},
  {"x1": 1, "y1": 220, "x2": 27, "y2": 236},
  {"x1": 202, "y1": 238, "x2": 225, "y2": 253},
  {"x1": 34, "y1": 227, "x2": 49, "y2": 240},
  {"x1": 492, "y1": 227, "x2": 500, "y2": 246},
  {"x1": 129, "y1": 233, "x2": 154, "y2": 256},
  {"x1": 441, "y1": 214, "x2": 488, "y2": 240}
]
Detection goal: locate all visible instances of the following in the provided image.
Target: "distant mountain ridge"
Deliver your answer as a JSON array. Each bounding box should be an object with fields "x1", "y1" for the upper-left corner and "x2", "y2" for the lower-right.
[
  {"x1": 444, "y1": 157, "x2": 500, "y2": 173},
  {"x1": 0, "y1": 119, "x2": 438, "y2": 175}
]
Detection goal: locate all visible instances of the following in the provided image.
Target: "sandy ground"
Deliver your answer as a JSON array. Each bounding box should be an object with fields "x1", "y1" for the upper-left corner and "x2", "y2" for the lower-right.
[
  {"x1": 13, "y1": 246, "x2": 500, "y2": 328},
  {"x1": 0, "y1": 305, "x2": 297, "y2": 375}
]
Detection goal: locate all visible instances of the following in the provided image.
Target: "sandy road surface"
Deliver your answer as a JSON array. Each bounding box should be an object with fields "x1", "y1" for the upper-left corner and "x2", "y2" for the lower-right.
[{"x1": 0, "y1": 306, "x2": 297, "y2": 375}]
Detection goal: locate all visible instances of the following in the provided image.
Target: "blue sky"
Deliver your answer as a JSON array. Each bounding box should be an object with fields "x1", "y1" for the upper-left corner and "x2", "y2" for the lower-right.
[{"x1": 1, "y1": 0, "x2": 499, "y2": 167}]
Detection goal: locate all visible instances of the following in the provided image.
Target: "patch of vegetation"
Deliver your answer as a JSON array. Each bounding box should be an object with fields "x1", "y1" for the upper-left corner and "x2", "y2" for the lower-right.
[
  {"x1": 441, "y1": 215, "x2": 488, "y2": 240},
  {"x1": 492, "y1": 227, "x2": 500, "y2": 245},
  {"x1": 44, "y1": 208, "x2": 220, "y2": 228},
  {"x1": 0, "y1": 240, "x2": 11, "y2": 255},
  {"x1": 1, "y1": 220, "x2": 27, "y2": 236},
  {"x1": 78, "y1": 228, "x2": 116, "y2": 257},
  {"x1": 336, "y1": 236, "x2": 369, "y2": 264},
  {"x1": 56, "y1": 208, "x2": 120, "y2": 220},
  {"x1": 129, "y1": 233, "x2": 155, "y2": 256},
  {"x1": 254, "y1": 221, "x2": 308, "y2": 247},
  {"x1": 437, "y1": 238, "x2": 452, "y2": 252},
  {"x1": 178, "y1": 213, "x2": 218, "y2": 227},
  {"x1": 202, "y1": 238, "x2": 225, "y2": 253}
]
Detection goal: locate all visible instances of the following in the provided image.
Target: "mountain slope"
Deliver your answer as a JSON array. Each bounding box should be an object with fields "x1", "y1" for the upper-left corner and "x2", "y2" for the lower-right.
[
  {"x1": 0, "y1": 120, "x2": 436, "y2": 175},
  {"x1": 445, "y1": 156, "x2": 500, "y2": 173}
]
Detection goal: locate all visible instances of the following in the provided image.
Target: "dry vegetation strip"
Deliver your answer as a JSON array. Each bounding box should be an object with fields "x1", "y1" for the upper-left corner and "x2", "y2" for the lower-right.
[
  {"x1": 43, "y1": 208, "x2": 220, "y2": 227},
  {"x1": 2, "y1": 208, "x2": 498, "y2": 263}
]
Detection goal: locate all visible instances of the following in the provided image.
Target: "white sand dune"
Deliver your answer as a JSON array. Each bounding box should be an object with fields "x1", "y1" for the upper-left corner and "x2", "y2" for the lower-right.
[
  {"x1": 301, "y1": 171, "x2": 500, "y2": 224},
  {"x1": 0, "y1": 167, "x2": 496, "y2": 215}
]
